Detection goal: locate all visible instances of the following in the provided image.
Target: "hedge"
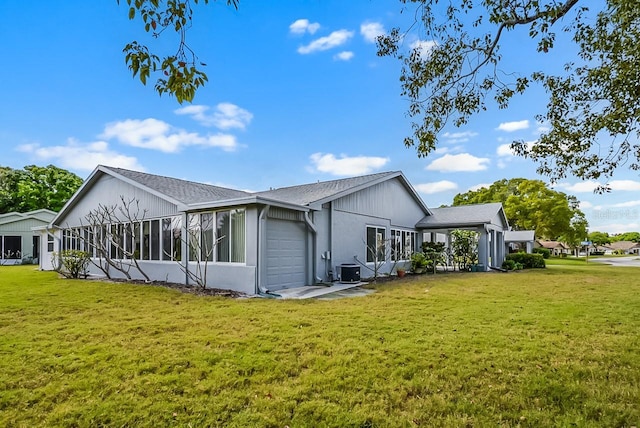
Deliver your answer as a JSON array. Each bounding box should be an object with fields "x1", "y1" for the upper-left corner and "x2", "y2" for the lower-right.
[{"x1": 506, "y1": 252, "x2": 546, "y2": 269}]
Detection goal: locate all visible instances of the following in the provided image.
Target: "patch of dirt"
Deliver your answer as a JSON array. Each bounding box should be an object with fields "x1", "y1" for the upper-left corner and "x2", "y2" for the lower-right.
[{"x1": 76, "y1": 275, "x2": 248, "y2": 298}]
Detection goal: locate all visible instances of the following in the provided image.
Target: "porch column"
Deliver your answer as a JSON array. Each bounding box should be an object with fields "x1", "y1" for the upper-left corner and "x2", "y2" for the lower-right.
[
  {"x1": 496, "y1": 231, "x2": 505, "y2": 267},
  {"x1": 477, "y1": 230, "x2": 489, "y2": 269}
]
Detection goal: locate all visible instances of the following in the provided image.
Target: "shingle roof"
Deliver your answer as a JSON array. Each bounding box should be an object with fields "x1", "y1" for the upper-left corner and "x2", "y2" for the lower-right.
[
  {"x1": 105, "y1": 167, "x2": 251, "y2": 205},
  {"x1": 416, "y1": 203, "x2": 506, "y2": 229},
  {"x1": 505, "y1": 230, "x2": 535, "y2": 242},
  {"x1": 255, "y1": 171, "x2": 400, "y2": 206},
  {"x1": 609, "y1": 240, "x2": 640, "y2": 251}
]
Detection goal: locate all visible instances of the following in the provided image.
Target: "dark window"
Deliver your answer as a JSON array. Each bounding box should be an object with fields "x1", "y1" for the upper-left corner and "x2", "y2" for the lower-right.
[
  {"x1": 3, "y1": 236, "x2": 21, "y2": 259},
  {"x1": 47, "y1": 235, "x2": 54, "y2": 252},
  {"x1": 33, "y1": 236, "x2": 39, "y2": 259},
  {"x1": 142, "y1": 221, "x2": 150, "y2": 260},
  {"x1": 366, "y1": 227, "x2": 386, "y2": 263},
  {"x1": 151, "y1": 220, "x2": 160, "y2": 260}
]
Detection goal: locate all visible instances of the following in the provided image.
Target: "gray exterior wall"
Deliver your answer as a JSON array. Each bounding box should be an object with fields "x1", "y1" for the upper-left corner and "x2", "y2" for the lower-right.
[
  {"x1": 1, "y1": 219, "x2": 43, "y2": 264},
  {"x1": 57, "y1": 174, "x2": 180, "y2": 227},
  {"x1": 52, "y1": 175, "x2": 259, "y2": 295},
  {"x1": 314, "y1": 178, "x2": 427, "y2": 281}
]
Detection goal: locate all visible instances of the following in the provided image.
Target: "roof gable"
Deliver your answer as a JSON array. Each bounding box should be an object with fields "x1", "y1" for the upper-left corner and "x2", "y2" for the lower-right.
[
  {"x1": 416, "y1": 203, "x2": 508, "y2": 229},
  {"x1": 256, "y1": 171, "x2": 431, "y2": 213}
]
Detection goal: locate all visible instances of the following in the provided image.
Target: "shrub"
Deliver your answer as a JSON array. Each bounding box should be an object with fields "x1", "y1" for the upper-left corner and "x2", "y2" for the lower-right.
[
  {"x1": 410, "y1": 253, "x2": 428, "y2": 272},
  {"x1": 55, "y1": 250, "x2": 90, "y2": 279},
  {"x1": 506, "y1": 252, "x2": 545, "y2": 269},
  {"x1": 502, "y1": 259, "x2": 516, "y2": 271},
  {"x1": 533, "y1": 247, "x2": 551, "y2": 259}
]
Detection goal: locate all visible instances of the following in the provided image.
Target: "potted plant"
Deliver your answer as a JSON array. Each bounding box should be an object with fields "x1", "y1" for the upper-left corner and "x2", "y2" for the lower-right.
[{"x1": 396, "y1": 266, "x2": 406, "y2": 278}]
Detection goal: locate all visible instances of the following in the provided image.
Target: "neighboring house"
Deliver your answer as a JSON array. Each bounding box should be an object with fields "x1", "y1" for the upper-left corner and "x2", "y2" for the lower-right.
[
  {"x1": 0, "y1": 209, "x2": 56, "y2": 265},
  {"x1": 535, "y1": 240, "x2": 569, "y2": 256},
  {"x1": 609, "y1": 241, "x2": 640, "y2": 255},
  {"x1": 504, "y1": 230, "x2": 536, "y2": 253},
  {"x1": 588, "y1": 244, "x2": 614, "y2": 255},
  {"x1": 416, "y1": 203, "x2": 509, "y2": 270},
  {"x1": 39, "y1": 166, "x2": 509, "y2": 295}
]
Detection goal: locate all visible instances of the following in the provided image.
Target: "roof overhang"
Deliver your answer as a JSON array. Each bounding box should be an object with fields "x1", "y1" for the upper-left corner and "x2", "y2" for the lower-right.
[{"x1": 186, "y1": 195, "x2": 310, "y2": 213}]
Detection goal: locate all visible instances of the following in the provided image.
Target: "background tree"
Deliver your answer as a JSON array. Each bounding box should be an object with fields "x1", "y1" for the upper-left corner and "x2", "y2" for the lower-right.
[
  {"x1": 377, "y1": 0, "x2": 639, "y2": 188},
  {"x1": 611, "y1": 231, "x2": 640, "y2": 242},
  {"x1": 588, "y1": 231, "x2": 612, "y2": 246},
  {"x1": 453, "y1": 178, "x2": 587, "y2": 240},
  {"x1": 0, "y1": 165, "x2": 83, "y2": 214},
  {"x1": 118, "y1": 0, "x2": 238, "y2": 103}
]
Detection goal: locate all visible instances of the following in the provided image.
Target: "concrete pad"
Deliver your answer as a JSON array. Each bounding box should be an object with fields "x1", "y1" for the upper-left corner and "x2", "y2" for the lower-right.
[{"x1": 274, "y1": 282, "x2": 370, "y2": 300}]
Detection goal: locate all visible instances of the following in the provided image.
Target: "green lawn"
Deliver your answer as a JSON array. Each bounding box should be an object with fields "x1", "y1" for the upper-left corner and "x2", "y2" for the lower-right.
[{"x1": 1, "y1": 265, "x2": 639, "y2": 427}]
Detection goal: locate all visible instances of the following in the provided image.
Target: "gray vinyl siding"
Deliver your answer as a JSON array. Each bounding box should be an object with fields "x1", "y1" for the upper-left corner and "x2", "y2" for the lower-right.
[
  {"x1": 333, "y1": 178, "x2": 426, "y2": 227},
  {"x1": 0, "y1": 218, "x2": 47, "y2": 233},
  {"x1": 57, "y1": 175, "x2": 179, "y2": 227}
]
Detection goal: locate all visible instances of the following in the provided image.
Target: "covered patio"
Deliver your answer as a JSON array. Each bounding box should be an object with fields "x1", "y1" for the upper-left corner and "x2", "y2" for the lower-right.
[{"x1": 415, "y1": 203, "x2": 509, "y2": 271}]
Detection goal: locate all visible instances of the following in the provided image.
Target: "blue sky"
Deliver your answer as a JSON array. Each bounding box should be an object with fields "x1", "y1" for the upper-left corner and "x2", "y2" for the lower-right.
[{"x1": 1, "y1": 0, "x2": 638, "y2": 234}]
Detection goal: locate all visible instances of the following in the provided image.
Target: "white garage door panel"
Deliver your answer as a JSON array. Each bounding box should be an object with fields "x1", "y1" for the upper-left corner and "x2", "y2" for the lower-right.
[{"x1": 266, "y1": 219, "x2": 307, "y2": 290}]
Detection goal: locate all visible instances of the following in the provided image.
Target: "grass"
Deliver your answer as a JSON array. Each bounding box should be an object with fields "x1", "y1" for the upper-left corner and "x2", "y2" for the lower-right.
[{"x1": 1, "y1": 265, "x2": 639, "y2": 427}]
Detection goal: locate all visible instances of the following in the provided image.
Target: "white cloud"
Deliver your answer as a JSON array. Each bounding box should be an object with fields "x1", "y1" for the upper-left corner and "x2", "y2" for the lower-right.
[
  {"x1": 101, "y1": 118, "x2": 238, "y2": 153},
  {"x1": 496, "y1": 120, "x2": 530, "y2": 132},
  {"x1": 425, "y1": 153, "x2": 490, "y2": 172},
  {"x1": 468, "y1": 183, "x2": 492, "y2": 192},
  {"x1": 415, "y1": 180, "x2": 458, "y2": 194},
  {"x1": 298, "y1": 30, "x2": 354, "y2": 54},
  {"x1": 610, "y1": 180, "x2": 640, "y2": 191},
  {"x1": 611, "y1": 200, "x2": 640, "y2": 208},
  {"x1": 557, "y1": 179, "x2": 640, "y2": 193},
  {"x1": 593, "y1": 222, "x2": 640, "y2": 235},
  {"x1": 360, "y1": 22, "x2": 385, "y2": 43},
  {"x1": 442, "y1": 130, "x2": 478, "y2": 144},
  {"x1": 309, "y1": 153, "x2": 389, "y2": 176},
  {"x1": 289, "y1": 19, "x2": 320, "y2": 35},
  {"x1": 555, "y1": 181, "x2": 600, "y2": 193},
  {"x1": 334, "y1": 51, "x2": 354, "y2": 61},
  {"x1": 579, "y1": 200, "x2": 594, "y2": 209},
  {"x1": 16, "y1": 139, "x2": 144, "y2": 172},
  {"x1": 410, "y1": 39, "x2": 437, "y2": 59},
  {"x1": 497, "y1": 143, "x2": 514, "y2": 157},
  {"x1": 174, "y1": 103, "x2": 253, "y2": 130}
]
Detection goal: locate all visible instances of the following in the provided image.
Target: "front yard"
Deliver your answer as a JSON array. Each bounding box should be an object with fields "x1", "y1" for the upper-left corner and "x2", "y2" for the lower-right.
[{"x1": 1, "y1": 264, "x2": 638, "y2": 427}]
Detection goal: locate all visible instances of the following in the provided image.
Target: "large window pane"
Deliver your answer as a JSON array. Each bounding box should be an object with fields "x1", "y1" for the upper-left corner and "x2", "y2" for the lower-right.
[
  {"x1": 231, "y1": 209, "x2": 245, "y2": 263},
  {"x1": 201, "y1": 213, "x2": 214, "y2": 262},
  {"x1": 188, "y1": 215, "x2": 199, "y2": 261},
  {"x1": 3, "y1": 236, "x2": 21, "y2": 259},
  {"x1": 142, "y1": 221, "x2": 150, "y2": 260},
  {"x1": 216, "y1": 211, "x2": 230, "y2": 262},
  {"x1": 366, "y1": 227, "x2": 385, "y2": 263},
  {"x1": 162, "y1": 218, "x2": 172, "y2": 261},
  {"x1": 172, "y1": 216, "x2": 182, "y2": 261},
  {"x1": 151, "y1": 220, "x2": 160, "y2": 260}
]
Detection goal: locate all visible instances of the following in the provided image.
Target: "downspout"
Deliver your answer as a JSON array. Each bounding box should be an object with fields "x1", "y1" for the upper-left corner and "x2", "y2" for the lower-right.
[
  {"x1": 256, "y1": 205, "x2": 279, "y2": 298},
  {"x1": 304, "y1": 211, "x2": 319, "y2": 284}
]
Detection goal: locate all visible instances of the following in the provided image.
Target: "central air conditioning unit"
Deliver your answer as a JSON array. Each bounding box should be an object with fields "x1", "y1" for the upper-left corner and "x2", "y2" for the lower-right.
[{"x1": 340, "y1": 264, "x2": 360, "y2": 283}]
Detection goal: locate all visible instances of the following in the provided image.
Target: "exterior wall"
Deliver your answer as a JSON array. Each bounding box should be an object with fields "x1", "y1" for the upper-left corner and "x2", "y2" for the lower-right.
[
  {"x1": 57, "y1": 174, "x2": 179, "y2": 227},
  {"x1": 333, "y1": 178, "x2": 426, "y2": 226},
  {"x1": 316, "y1": 178, "x2": 427, "y2": 280},
  {"x1": 1, "y1": 217, "x2": 53, "y2": 264},
  {"x1": 303, "y1": 179, "x2": 428, "y2": 281}
]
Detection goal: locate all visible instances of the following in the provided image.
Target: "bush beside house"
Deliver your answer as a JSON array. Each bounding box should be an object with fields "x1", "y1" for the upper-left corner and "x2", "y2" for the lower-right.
[{"x1": 505, "y1": 252, "x2": 546, "y2": 269}]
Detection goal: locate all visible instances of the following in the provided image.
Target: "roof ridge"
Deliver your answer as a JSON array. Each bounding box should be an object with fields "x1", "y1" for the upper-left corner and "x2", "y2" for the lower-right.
[
  {"x1": 258, "y1": 170, "x2": 398, "y2": 192},
  {"x1": 103, "y1": 165, "x2": 247, "y2": 193}
]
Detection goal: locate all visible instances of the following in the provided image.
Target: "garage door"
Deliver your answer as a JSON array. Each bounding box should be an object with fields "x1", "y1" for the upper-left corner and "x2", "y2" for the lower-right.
[{"x1": 266, "y1": 219, "x2": 307, "y2": 290}]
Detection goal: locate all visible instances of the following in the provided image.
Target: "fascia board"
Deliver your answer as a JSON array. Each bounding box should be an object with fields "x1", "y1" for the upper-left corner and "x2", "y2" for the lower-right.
[{"x1": 185, "y1": 196, "x2": 309, "y2": 213}]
